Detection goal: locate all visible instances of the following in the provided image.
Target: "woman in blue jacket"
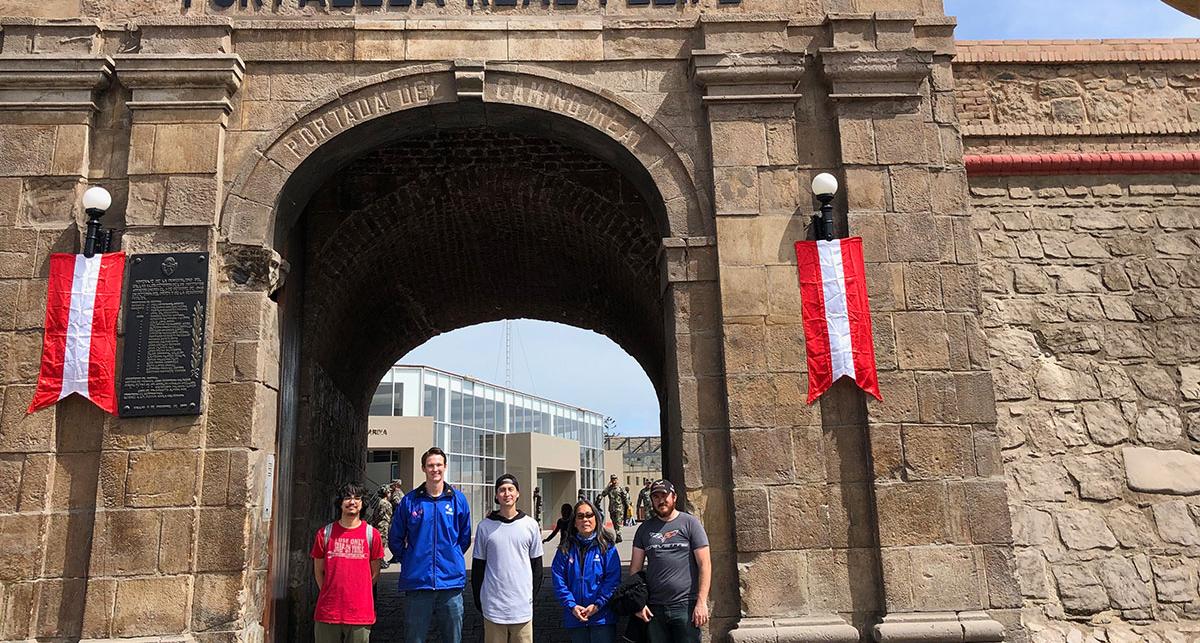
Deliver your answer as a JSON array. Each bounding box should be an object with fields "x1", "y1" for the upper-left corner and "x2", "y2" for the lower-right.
[{"x1": 552, "y1": 498, "x2": 623, "y2": 643}]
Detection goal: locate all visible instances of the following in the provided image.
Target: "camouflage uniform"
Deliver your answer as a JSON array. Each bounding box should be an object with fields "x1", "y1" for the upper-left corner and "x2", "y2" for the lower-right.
[{"x1": 597, "y1": 481, "x2": 630, "y2": 542}]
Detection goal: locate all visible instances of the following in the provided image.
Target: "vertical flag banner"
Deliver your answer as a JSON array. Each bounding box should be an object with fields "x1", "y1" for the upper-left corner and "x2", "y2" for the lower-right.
[
  {"x1": 28, "y1": 252, "x2": 127, "y2": 415},
  {"x1": 794, "y1": 238, "x2": 882, "y2": 404}
]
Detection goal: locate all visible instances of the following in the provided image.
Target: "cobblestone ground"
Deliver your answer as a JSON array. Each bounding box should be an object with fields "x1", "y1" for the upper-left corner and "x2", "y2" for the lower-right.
[{"x1": 372, "y1": 530, "x2": 635, "y2": 642}]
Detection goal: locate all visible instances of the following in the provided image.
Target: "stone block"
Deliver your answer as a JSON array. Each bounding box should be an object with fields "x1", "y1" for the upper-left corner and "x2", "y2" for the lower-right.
[
  {"x1": 0, "y1": 580, "x2": 34, "y2": 639},
  {"x1": 112, "y1": 576, "x2": 189, "y2": 637},
  {"x1": 163, "y1": 175, "x2": 219, "y2": 227},
  {"x1": 874, "y1": 118, "x2": 933, "y2": 165},
  {"x1": 764, "y1": 323, "x2": 806, "y2": 372},
  {"x1": 0, "y1": 125, "x2": 55, "y2": 175},
  {"x1": 1151, "y1": 556, "x2": 1198, "y2": 603},
  {"x1": 730, "y1": 428, "x2": 793, "y2": 484},
  {"x1": 0, "y1": 513, "x2": 43, "y2": 581},
  {"x1": 1152, "y1": 500, "x2": 1200, "y2": 546},
  {"x1": 711, "y1": 121, "x2": 768, "y2": 167},
  {"x1": 806, "y1": 548, "x2": 880, "y2": 613},
  {"x1": 723, "y1": 321, "x2": 766, "y2": 374},
  {"x1": 508, "y1": 29, "x2": 603, "y2": 61},
  {"x1": 1064, "y1": 452, "x2": 1123, "y2": 501},
  {"x1": 1096, "y1": 556, "x2": 1153, "y2": 611},
  {"x1": 885, "y1": 213, "x2": 943, "y2": 262},
  {"x1": 1135, "y1": 406, "x2": 1183, "y2": 445},
  {"x1": 902, "y1": 425, "x2": 974, "y2": 479},
  {"x1": 1057, "y1": 508, "x2": 1118, "y2": 550},
  {"x1": 206, "y1": 382, "x2": 276, "y2": 449},
  {"x1": 1181, "y1": 365, "x2": 1200, "y2": 401},
  {"x1": 50, "y1": 452, "x2": 99, "y2": 510},
  {"x1": 197, "y1": 506, "x2": 250, "y2": 572},
  {"x1": 893, "y1": 311, "x2": 950, "y2": 370},
  {"x1": 0, "y1": 456, "x2": 19, "y2": 512},
  {"x1": 1107, "y1": 506, "x2": 1156, "y2": 549},
  {"x1": 869, "y1": 371, "x2": 918, "y2": 423},
  {"x1": 719, "y1": 266, "x2": 768, "y2": 317},
  {"x1": 869, "y1": 423, "x2": 903, "y2": 480},
  {"x1": 1006, "y1": 459, "x2": 1073, "y2": 502},
  {"x1": 1014, "y1": 549, "x2": 1050, "y2": 599},
  {"x1": 837, "y1": 119, "x2": 875, "y2": 165},
  {"x1": 902, "y1": 263, "x2": 941, "y2": 310},
  {"x1": 732, "y1": 487, "x2": 771, "y2": 552},
  {"x1": 826, "y1": 482, "x2": 874, "y2": 548},
  {"x1": 909, "y1": 545, "x2": 982, "y2": 611},
  {"x1": 1081, "y1": 401, "x2": 1129, "y2": 445},
  {"x1": 17, "y1": 176, "x2": 80, "y2": 228},
  {"x1": 0, "y1": 385, "x2": 55, "y2": 452},
  {"x1": 1052, "y1": 561, "x2": 1108, "y2": 615},
  {"x1": 33, "y1": 577, "x2": 87, "y2": 638},
  {"x1": 0, "y1": 228, "x2": 39, "y2": 279},
  {"x1": 737, "y1": 550, "x2": 807, "y2": 617},
  {"x1": 713, "y1": 166, "x2": 759, "y2": 215},
  {"x1": 153, "y1": 124, "x2": 222, "y2": 174},
  {"x1": 875, "y1": 482, "x2": 948, "y2": 546},
  {"x1": 758, "y1": 169, "x2": 801, "y2": 215},
  {"x1": 43, "y1": 511, "x2": 94, "y2": 579},
  {"x1": 93, "y1": 509, "x2": 161, "y2": 576},
  {"x1": 1033, "y1": 361, "x2": 1100, "y2": 402},
  {"x1": 1123, "y1": 447, "x2": 1200, "y2": 495},
  {"x1": 768, "y1": 484, "x2": 828, "y2": 549},
  {"x1": 890, "y1": 166, "x2": 932, "y2": 214},
  {"x1": 193, "y1": 571, "x2": 245, "y2": 631},
  {"x1": 126, "y1": 449, "x2": 199, "y2": 508},
  {"x1": 964, "y1": 481, "x2": 1013, "y2": 545}
]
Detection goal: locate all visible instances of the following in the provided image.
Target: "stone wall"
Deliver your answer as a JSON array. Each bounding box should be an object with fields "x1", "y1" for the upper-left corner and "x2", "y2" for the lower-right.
[
  {"x1": 973, "y1": 172, "x2": 1200, "y2": 642},
  {"x1": 954, "y1": 40, "x2": 1200, "y2": 155}
]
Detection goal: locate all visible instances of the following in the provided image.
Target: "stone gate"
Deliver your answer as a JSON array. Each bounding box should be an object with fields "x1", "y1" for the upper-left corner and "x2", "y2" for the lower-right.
[{"x1": 1, "y1": 0, "x2": 1198, "y2": 642}]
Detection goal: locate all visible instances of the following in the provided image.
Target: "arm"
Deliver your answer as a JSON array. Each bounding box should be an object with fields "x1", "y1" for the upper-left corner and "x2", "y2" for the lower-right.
[
  {"x1": 472, "y1": 560, "x2": 486, "y2": 609},
  {"x1": 370, "y1": 529, "x2": 384, "y2": 582},
  {"x1": 629, "y1": 546, "x2": 646, "y2": 574},
  {"x1": 371, "y1": 558, "x2": 382, "y2": 582},
  {"x1": 457, "y1": 495, "x2": 472, "y2": 553},
  {"x1": 313, "y1": 558, "x2": 325, "y2": 590},
  {"x1": 594, "y1": 546, "x2": 622, "y2": 609},
  {"x1": 550, "y1": 549, "x2": 577, "y2": 609},
  {"x1": 692, "y1": 546, "x2": 712, "y2": 627},
  {"x1": 531, "y1": 556, "x2": 544, "y2": 595},
  {"x1": 543, "y1": 521, "x2": 560, "y2": 543},
  {"x1": 389, "y1": 497, "x2": 407, "y2": 558}
]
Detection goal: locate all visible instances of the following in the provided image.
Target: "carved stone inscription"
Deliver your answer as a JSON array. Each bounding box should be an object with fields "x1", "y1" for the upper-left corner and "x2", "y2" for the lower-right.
[
  {"x1": 487, "y1": 76, "x2": 644, "y2": 148},
  {"x1": 282, "y1": 79, "x2": 448, "y2": 161},
  {"x1": 119, "y1": 252, "x2": 210, "y2": 417}
]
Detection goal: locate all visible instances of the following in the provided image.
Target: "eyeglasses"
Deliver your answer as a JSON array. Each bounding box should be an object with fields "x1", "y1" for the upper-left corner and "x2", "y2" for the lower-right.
[{"x1": 575, "y1": 512, "x2": 595, "y2": 520}]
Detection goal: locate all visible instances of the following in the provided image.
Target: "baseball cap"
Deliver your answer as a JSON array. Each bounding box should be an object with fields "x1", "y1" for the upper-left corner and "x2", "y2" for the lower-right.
[
  {"x1": 495, "y1": 474, "x2": 520, "y2": 491},
  {"x1": 649, "y1": 479, "x2": 675, "y2": 495}
]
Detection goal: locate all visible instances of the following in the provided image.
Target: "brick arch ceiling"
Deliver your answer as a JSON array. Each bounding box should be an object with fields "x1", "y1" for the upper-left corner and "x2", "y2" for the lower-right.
[
  {"x1": 300, "y1": 128, "x2": 665, "y2": 404},
  {"x1": 1163, "y1": 0, "x2": 1200, "y2": 18}
]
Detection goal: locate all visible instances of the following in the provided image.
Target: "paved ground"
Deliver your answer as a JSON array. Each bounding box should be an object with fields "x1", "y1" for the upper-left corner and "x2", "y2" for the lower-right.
[{"x1": 372, "y1": 527, "x2": 636, "y2": 642}]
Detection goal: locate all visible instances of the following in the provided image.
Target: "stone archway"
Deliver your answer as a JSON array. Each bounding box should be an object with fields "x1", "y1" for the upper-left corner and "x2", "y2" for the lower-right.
[{"x1": 218, "y1": 65, "x2": 734, "y2": 641}]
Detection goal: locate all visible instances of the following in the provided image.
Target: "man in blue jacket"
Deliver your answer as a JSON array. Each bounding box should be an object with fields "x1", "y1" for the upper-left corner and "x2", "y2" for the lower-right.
[{"x1": 389, "y1": 446, "x2": 472, "y2": 643}]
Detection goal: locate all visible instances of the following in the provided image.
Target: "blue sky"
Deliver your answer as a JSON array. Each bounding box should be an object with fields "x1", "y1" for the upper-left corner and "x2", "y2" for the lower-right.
[
  {"x1": 402, "y1": 2, "x2": 1199, "y2": 437},
  {"x1": 945, "y1": 0, "x2": 1200, "y2": 40},
  {"x1": 403, "y1": 320, "x2": 661, "y2": 436}
]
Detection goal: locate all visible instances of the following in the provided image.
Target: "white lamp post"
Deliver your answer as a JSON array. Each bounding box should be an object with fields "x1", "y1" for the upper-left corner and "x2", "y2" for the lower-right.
[
  {"x1": 82, "y1": 186, "x2": 112, "y2": 257},
  {"x1": 810, "y1": 173, "x2": 839, "y2": 241}
]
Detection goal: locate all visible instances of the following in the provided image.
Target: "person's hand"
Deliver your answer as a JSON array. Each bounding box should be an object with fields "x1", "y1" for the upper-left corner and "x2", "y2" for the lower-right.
[
  {"x1": 572, "y1": 605, "x2": 589, "y2": 622},
  {"x1": 692, "y1": 602, "x2": 709, "y2": 628},
  {"x1": 637, "y1": 606, "x2": 654, "y2": 623},
  {"x1": 582, "y1": 604, "x2": 598, "y2": 619}
]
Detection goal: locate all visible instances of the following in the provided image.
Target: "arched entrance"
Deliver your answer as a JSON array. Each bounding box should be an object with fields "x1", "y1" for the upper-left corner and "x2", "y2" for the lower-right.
[{"x1": 221, "y1": 65, "x2": 735, "y2": 641}]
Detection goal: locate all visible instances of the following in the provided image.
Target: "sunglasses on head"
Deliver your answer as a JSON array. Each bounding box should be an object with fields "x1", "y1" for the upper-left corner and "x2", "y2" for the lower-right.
[{"x1": 575, "y1": 512, "x2": 595, "y2": 519}]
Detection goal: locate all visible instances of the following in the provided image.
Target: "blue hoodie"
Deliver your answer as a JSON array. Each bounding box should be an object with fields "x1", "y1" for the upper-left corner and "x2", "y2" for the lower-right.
[
  {"x1": 551, "y1": 535, "x2": 622, "y2": 628},
  {"x1": 389, "y1": 482, "x2": 472, "y2": 591}
]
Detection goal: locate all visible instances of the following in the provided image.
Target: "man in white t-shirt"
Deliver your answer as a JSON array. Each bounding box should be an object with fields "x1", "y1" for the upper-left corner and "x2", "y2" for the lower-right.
[{"x1": 471, "y1": 474, "x2": 545, "y2": 643}]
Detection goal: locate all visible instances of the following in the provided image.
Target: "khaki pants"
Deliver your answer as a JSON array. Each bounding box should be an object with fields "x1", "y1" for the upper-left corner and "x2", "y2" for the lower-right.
[
  {"x1": 483, "y1": 618, "x2": 533, "y2": 643},
  {"x1": 314, "y1": 621, "x2": 371, "y2": 643}
]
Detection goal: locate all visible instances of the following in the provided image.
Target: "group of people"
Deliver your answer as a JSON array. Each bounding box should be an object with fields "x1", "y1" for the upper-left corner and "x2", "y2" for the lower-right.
[{"x1": 310, "y1": 447, "x2": 711, "y2": 643}]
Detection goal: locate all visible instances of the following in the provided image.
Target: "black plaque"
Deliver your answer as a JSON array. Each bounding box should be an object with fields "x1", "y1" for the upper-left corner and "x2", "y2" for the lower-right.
[{"x1": 119, "y1": 252, "x2": 209, "y2": 417}]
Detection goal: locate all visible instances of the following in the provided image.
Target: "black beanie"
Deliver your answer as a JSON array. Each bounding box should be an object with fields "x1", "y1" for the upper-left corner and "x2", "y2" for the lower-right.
[{"x1": 495, "y1": 473, "x2": 520, "y2": 491}]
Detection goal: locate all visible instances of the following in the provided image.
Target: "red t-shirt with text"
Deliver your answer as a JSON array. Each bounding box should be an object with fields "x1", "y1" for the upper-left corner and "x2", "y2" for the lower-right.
[{"x1": 310, "y1": 521, "x2": 384, "y2": 625}]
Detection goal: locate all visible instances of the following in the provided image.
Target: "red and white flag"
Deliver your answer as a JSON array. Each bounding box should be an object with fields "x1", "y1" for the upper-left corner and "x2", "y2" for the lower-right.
[
  {"x1": 795, "y1": 238, "x2": 882, "y2": 404},
  {"x1": 28, "y1": 252, "x2": 126, "y2": 415}
]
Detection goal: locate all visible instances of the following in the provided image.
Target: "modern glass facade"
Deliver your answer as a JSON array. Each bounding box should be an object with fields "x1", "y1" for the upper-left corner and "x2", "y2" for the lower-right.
[{"x1": 369, "y1": 365, "x2": 607, "y2": 518}]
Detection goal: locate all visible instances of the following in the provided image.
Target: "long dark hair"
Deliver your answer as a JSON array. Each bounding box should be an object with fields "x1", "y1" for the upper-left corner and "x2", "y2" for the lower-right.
[{"x1": 559, "y1": 498, "x2": 613, "y2": 556}]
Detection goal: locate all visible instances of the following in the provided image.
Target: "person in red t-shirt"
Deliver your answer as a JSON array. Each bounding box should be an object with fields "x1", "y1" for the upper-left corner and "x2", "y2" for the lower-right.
[{"x1": 310, "y1": 482, "x2": 384, "y2": 643}]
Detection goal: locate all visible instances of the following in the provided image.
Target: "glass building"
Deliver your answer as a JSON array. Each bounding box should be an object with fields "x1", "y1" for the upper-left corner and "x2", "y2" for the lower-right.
[{"x1": 369, "y1": 365, "x2": 607, "y2": 518}]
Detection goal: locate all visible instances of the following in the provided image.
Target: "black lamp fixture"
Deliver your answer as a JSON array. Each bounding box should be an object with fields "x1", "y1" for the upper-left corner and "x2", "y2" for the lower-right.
[
  {"x1": 810, "y1": 172, "x2": 839, "y2": 241},
  {"x1": 82, "y1": 185, "x2": 112, "y2": 258}
]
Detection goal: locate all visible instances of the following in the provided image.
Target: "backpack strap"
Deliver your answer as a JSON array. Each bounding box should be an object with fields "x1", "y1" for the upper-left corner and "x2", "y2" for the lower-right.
[
  {"x1": 365, "y1": 524, "x2": 376, "y2": 557},
  {"x1": 322, "y1": 523, "x2": 334, "y2": 555}
]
